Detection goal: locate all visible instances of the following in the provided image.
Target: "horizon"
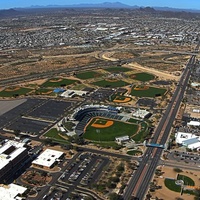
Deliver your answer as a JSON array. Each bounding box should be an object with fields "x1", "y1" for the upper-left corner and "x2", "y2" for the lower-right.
[{"x1": 1, "y1": 0, "x2": 200, "y2": 10}]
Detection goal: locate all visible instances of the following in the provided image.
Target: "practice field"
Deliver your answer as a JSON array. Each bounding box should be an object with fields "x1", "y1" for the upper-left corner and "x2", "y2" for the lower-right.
[
  {"x1": 92, "y1": 79, "x2": 129, "y2": 88},
  {"x1": 76, "y1": 71, "x2": 103, "y2": 80},
  {"x1": 130, "y1": 85, "x2": 166, "y2": 97},
  {"x1": 41, "y1": 78, "x2": 78, "y2": 88},
  {"x1": 35, "y1": 88, "x2": 53, "y2": 95},
  {"x1": 84, "y1": 117, "x2": 139, "y2": 141},
  {"x1": 112, "y1": 95, "x2": 132, "y2": 103},
  {"x1": 104, "y1": 66, "x2": 132, "y2": 73},
  {"x1": 130, "y1": 72, "x2": 155, "y2": 82},
  {"x1": 0, "y1": 87, "x2": 32, "y2": 97}
]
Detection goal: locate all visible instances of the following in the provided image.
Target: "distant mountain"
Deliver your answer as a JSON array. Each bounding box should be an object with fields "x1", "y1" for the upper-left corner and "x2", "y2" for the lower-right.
[
  {"x1": 154, "y1": 6, "x2": 200, "y2": 13},
  {"x1": 29, "y1": 2, "x2": 133, "y2": 9},
  {"x1": 0, "y1": 8, "x2": 23, "y2": 17}
]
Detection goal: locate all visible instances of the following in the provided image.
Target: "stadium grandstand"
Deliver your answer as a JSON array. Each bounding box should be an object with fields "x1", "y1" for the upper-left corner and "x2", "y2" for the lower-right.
[{"x1": 71, "y1": 105, "x2": 122, "y2": 135}]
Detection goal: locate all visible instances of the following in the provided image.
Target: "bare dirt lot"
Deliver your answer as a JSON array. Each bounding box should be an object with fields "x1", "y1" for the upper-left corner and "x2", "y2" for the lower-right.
[{"x1": 151, "y1": 166, "x2": 200, "y2": 200}]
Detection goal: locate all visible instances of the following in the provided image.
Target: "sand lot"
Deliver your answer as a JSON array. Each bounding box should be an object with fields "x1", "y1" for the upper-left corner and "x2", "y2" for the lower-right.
[{"x1": 151, "y1": 166, "x2": 200, "y2": 200}]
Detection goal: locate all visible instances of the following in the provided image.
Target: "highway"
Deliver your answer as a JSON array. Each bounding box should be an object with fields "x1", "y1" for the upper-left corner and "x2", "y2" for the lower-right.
[{"x1": 123, "y1": 47, "x2": 198, "y2": 200}]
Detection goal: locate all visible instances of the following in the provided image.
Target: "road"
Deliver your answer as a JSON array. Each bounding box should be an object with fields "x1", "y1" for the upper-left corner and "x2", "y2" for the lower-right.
[{"x1": 123, "y1": 46, "x2": 198, "y2": 200}]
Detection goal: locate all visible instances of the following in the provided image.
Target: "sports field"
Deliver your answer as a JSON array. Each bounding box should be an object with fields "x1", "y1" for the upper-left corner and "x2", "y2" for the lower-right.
[
  {"x1": 111, "y1": 95, "x2": 132, "y2": 103},
  {"x1": 92, "y1": 79, "x2": 129, "y2": 88},
  {"x1": 104, "y1": 66, "x2": 132, "y2": 73},
  {"x1": 130, "y1": 85, "x2": 166, "y2": 97},
  {"x1": 76, "y1": 71, "x2": 102, "y2": 80},
  {"x1": 35, "y1": 88, "x2": 53, "y2": 95},
  {"x1": 130, "y1": 72, "x2": 155, "y2": 82},
  {"x1": 41, "y1": 78, "x2": 78, "y2": 88},
  {"x1": 0, "y1": 87, "x2": 32, "y2": 97},
  {"x1": 84, "y1": 117, "x2": 139, "y2": 141}
]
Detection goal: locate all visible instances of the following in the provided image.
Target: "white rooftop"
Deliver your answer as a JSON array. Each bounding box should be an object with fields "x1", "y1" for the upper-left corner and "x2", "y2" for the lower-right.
[
  {"x1": 0, "y1": 140, "x2": 26, "y2": 170},
  {"x1": 175, "y1": 132, "x2": 197, "y2": 144},
  {"x1": 0, "y1": 183, "x2": 27, "y2": 200},
  {"x1": 32, "y1": 149, "x2": 64, "y2": 168},
  {"x1": 132, "y1": 109, "x2": 150, "y2": 119},
  {"x1": 187, "y1": 121, "x2": 200, "y2": 126}
]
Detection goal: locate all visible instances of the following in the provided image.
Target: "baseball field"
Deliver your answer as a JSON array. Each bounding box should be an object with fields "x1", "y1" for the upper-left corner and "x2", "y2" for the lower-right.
[{"x1": 84, "y1": 117, "x2": 139, "y2": 141}]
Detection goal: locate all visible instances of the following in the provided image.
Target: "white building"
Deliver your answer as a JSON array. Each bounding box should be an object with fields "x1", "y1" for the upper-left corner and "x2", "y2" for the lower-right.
[
  {"x1": 187, "y1": 121, "x2": 200, "y2": 126},
  {"x1": 132, "y1": 109, "x2": 151, "y2": 119},
  {"x1": 0, "y1": 183, "x2": 27, "y2": 200},
  {"x1": 175, "y1": 132, "x2": 200, "y2": 150},
  {"x1": 182, "y1": 138, "x2": 200, "y2": 150},
  {"x1": 0, "y1": 140, "x2": 28, "y2": 183},
  {"x1": 115, "y1": 136, "x2": 130, "y2": 144},
  {"x1": 60, "y1": 90, "x2": 88, "y2": 98},
  {"x1": 32, "y1": 149, "x2": 64, "y2": 169},
  {"x1": 175, "y1": 132, "x2": 196, "y2": 144}
]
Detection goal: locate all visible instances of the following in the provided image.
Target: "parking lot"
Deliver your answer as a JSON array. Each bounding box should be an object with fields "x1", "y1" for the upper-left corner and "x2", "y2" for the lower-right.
[
  {"x1": 0, "y1": 98, "x2": 74, "y2": 136},
  {"x1": 27, "y1": 100, "x2": 72, "y2": 121},
  {"x1": 58, "y1": 152, "x2": 109, "y2": 194},
  {"x1": 169, "y1": 151, "x2": 200, "y2": 164}
]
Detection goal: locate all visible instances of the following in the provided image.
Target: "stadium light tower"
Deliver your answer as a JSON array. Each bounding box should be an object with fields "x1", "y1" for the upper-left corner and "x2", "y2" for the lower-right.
[{"x1": 96, "y1": 129, "x2": 101, "y2": 143}]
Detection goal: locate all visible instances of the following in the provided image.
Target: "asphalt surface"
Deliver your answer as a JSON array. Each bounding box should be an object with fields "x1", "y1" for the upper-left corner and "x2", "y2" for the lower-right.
[{"x1": 123, "y1": 47, "x2": 198, "y2": 200}]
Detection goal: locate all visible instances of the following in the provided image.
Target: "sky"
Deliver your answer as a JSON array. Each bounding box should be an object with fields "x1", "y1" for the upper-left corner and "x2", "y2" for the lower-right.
[{"x1": 0, "y1": 0, "x2": 200, "y2": 10}]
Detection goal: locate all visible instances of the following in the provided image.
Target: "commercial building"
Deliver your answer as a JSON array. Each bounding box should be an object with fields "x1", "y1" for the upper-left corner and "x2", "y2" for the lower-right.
[
  {"x1": 175, "y1": 132, "x2": 200, "y2": 150},
  {"x1": 187, "y1": 121, "x2": 200, "y2": 126},
  {"x1": 0, "y1": 140, "x2": 28, "y2": 183},
  {"x1": 132, "y1": 109, "x2": 151, "y2": 119},
  {"x1": 32, "y1": 149, "x2": 64, "y2": 169},
  {"x1": 115, "y1": 136, "x2": 130, "y2": 144},
  {"x1": 0, "y1": 183, "x2": 27, "y2": 200}
]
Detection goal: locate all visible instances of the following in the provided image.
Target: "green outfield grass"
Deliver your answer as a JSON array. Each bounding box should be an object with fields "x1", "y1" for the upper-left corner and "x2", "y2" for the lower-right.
[
  {"x1": 84, "y1": 118, "x2": 139, "y2": 141},
  {"x1": 93, "y1": 80, "x2": 129, "y2": 88},
  {"x1": 130, "y1": 72, "x2": 155, "y2": 82},
  {"x1": 35, "y1": 88, "x2": 53, "y2": 95},
  {"x1": 130, "y1": 85, "x2": 166, "y2": 97},
  {"x1": 76, "y1": 71, "x2": 102, "y2": 80},
  {"x1": 104, "y1": 66, "x2": 132, "y2": 73},
  {"x1": 0, "y1": 87, "x2": 32, "y2": 97},
  {"x1": 41, "y1": 78, "x2": 78, "y2": 88}
]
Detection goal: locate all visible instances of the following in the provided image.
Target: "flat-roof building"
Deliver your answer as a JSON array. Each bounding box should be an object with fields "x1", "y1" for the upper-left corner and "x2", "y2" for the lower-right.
[
  {"x1": 32, "y1": 149, "x2": 64, "y2": 169},
  {"x1": 0, "y1": 183, "x2": 27, "y2": 200},
  {"x1": 0, "y1": 140, "x2": 28, "y2": 183}
]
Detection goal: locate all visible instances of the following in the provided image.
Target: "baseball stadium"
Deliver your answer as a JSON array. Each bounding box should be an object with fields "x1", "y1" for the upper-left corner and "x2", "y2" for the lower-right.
[{"x1": 71, "y1": 105, "x2": 140, "y2": 142}]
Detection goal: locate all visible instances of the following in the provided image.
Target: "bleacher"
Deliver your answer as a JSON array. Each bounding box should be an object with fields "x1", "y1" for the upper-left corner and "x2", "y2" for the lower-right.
[{"x1": 75, "y1": 109, "x2": 122, "y2": 136}]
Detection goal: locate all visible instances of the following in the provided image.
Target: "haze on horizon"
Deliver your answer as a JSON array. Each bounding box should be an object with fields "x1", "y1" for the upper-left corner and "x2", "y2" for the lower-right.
[{"x1": 1, "y1": 0, "x2": 200, "y2": 10}]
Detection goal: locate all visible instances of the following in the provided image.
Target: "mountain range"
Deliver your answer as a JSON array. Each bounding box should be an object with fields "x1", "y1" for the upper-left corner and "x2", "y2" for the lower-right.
[{"x1": 1, "y1": 2, "x2": 200, "y2": 16}]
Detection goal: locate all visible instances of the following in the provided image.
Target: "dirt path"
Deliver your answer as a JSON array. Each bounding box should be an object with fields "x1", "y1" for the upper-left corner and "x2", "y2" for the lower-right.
[{"x1": 127, "y1": 62, "x2": 180, "y2": 81}]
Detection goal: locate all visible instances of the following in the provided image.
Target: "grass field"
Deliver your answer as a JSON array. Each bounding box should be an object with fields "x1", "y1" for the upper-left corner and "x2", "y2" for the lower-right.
[
  {"x1": 41, "y1": 78, "x2": 78, "y2": 88},
  {"x1": 76, "y1": 71, "x2": 102, "y2": 80},
  {"x1": 164, "y1": 178, "x2": 181, "y2": 192},
  {"x1": 93, "y1": 80, "x2": 129, "y2": 88},
  {"x1": 177, "y1": 174, "x2": 195, "y2": 186},
  {"x1": 165, "y1": 174, "x2": 195, "y2": 194},
  {"x1": 130, "y1": 72, "x2": 155, "y2": 82},
  {"x1": 0, "y1": 87, "x2": 32, "y2": 97},
  {"x1": 111, "y1": 95, "x2": 132, "y2": 103},
  {"x1": 104, "y1": 66, "x2": 132, "y2": 73},
  {"x1": 127, "y1": 150, "x2": 143, "y2": 155},
  {"x1": 35, "y1": 88, "x2": 53, "y2": 95},
  {"x1": 44, "y1": 128, "x2": 69, "y2": 144},
  {"x1": 130, "y1": 85, "x2": 166, "y2": 97},
  {"x1": 84, "y1": 118, "x2": 139, "y2": 141}
]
